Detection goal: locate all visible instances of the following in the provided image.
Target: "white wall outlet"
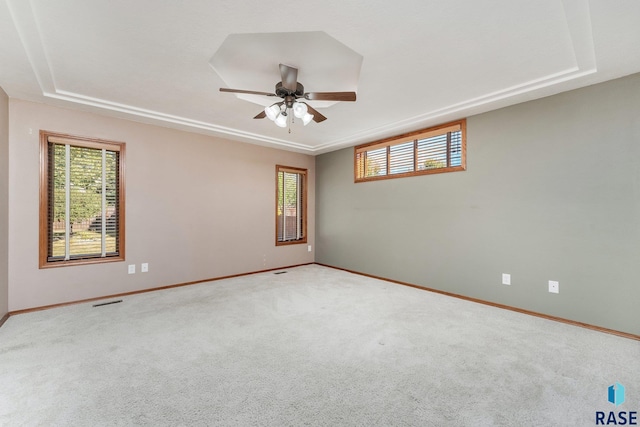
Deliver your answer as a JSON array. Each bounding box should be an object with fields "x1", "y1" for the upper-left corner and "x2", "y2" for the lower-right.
[
  {"x1": 141, "y1": 263, "x2": 149, "y2": 273},
  {"x1": 308, "y1": 245, "x2": 312, "y2": 252},
  {"x1": 502, "y1": 273, "x2": 511, "y2": 285},
  {"x1": 548, "y1": 280, "x2": 559, "y2": 294},
  {"x1": 128, "y1": 264, "x2": 136, "y2": 274}
]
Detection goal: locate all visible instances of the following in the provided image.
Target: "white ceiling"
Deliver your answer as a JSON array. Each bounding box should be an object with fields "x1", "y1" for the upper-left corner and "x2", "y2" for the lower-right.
[{"x1": 1, "y1": 0, "x2": 639, "y2": 155}]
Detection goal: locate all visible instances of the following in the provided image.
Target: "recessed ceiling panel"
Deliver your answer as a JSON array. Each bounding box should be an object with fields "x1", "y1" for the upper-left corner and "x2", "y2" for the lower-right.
[{"x1": 210, "y1": 31, "x2": 363, "y2": 109}]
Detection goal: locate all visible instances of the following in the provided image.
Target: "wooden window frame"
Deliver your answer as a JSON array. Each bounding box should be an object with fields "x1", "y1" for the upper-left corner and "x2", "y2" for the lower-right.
[
  {"x1": 354, "y1": 119, "x2": 466, "y2": 182},
  {"x1": 39, "y1": 131, "x2": 126, "y2": 268},
  {"x1": 275, "y1": 165, "x2": 308, "y2": 246}
]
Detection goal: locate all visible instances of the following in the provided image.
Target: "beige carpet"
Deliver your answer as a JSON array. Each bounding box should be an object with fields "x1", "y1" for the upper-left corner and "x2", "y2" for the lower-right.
[{"x1": 1, "y1": 265, "x2": 638, "y2": 426}]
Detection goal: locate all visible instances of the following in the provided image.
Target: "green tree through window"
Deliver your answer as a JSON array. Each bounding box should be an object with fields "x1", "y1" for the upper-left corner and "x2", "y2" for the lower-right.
[
  {"x1": 276, "y1": 165, "x2": 307, "y2": 245},
  {"x1": 40, "y1": 132, "x2": 125, "y2": 267}
]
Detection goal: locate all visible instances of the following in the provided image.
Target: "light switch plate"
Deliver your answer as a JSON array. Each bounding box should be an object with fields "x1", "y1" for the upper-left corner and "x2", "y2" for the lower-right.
[
  {"x1": 549, "y1": 280, "x2": 559, "y2": 293},
  {"x1": 128, "y1": 264, "x2": 135, "y2": 274},
  {"x1": 141, "y1": 263, "x2": 148, "y2": 273},
  {"x1": 502, "y1": 273, "x2": 511, "y2": 285}
]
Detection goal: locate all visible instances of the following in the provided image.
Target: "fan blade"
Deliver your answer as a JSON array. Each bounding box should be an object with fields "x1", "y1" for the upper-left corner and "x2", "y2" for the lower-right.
[
  {"x1": 303, "y1": 103, "x2": 327, "y2": 123},
  {"x1": 254, "y1": 110, "x2": 267, "y2": 119},
  {"x1": 220, "y1": 88, "x2": 276, "y2": 97},
  {"x1": 304, "y1": 91, "x2": 357, "y2": 102},
  {"x1": 279, "y1": 64, "x2": 298, "y2": 92}
]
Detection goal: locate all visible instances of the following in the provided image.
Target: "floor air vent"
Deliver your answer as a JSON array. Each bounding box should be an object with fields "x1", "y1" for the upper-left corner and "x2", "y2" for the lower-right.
[
  {"x1": 274, "y1": 271, "x2": 288, "y2": 275},
  {"x1": 92, "y1": 300, "x2": 123, "y2": 307}
]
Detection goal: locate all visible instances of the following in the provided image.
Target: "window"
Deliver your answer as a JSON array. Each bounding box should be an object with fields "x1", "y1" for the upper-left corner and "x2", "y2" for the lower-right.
[
  {"x1": 276, "y1": 165, "x2": 307, "y2": 245},
  {"x1": 355, "y1": 119, "x2": 466, "y2": 182},
  {"x1": 39, "y1": 131, "x2": 125, "y2": 268}
]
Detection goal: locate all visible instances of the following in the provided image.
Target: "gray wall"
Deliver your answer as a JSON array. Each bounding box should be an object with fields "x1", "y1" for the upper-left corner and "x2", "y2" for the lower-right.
[
  {"x1": 316, "y1": 73, "x2": 640, "y2": 336},
  {"x1": 0, "y1": 87, "x2": 8, "y2": 320}
]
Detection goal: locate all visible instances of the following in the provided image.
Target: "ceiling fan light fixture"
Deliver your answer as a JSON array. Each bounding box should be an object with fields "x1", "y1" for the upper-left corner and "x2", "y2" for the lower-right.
[
  {"x1": 264, "y1": 104, "x2": 281, "y2": 121},
  {"x1": 292, "y1": 102, "x2": 308, "y2": 119},
  {"x1": 220, "y1": 65, "x2": 354, "y2": 128},
  {"x1": 274, "y1": 113, "x2": 288, "y2": 127},
  {"x1": 302, "y1": 113, "x2": 314, "y2": 126}
]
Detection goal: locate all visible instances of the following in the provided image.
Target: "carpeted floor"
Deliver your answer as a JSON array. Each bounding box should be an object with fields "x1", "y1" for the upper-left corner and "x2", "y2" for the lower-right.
[{"x1": 1, "y1": 264, "x2": 638, "y2": 426}]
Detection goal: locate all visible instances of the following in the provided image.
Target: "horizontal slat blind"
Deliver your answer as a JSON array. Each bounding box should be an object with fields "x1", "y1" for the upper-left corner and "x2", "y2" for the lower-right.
[
  {"x1": 389, "y1": 141, "x2": 414, "y2": 175},
  {"x1": 417, "y1": 133, "x2": 448, "y2": 170},
  {"x1": 105, "y1": 150, "x2": 119, "y2": 253},
  {"x1": 48, "y1": 136, "x2": 122, "y2": 152},
  {"x1": 354, "y1": 120, "x2": 466, "y2": 181},
  {"x1": 48, "y1": 143, "x2": 65, "y2": 258},
  {"x1": 450, "y1": 130, "x2": 462, "y2": 167},
  {"x1": 283, "y1": 171, "x2": 300, "y2": 241},
  {"x1": 276, "y1": 166, "x2": 307, "y2": 244},
  {"x1": 355, "y1": 123, "x2": 461, "y2": 155},
  {"x1": 363, "y1": 147, "x2": 387, "y2": 178},
  {"x1": 48, "y1": 141, "x2": 120, "y2": 261}
]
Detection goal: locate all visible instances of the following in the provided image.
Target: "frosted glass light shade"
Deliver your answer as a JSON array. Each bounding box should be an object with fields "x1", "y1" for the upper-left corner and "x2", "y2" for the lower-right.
[
  {"x1": 265, "y1": 104, "x2": 280, "y2": 121},
  {"x1": 302, "y1": 113, "x2": 314, "y2": 126},
  {"x1": 274, "y1": 113, "x2": 287, "y2": 127},
  {"x1": 292, "y1": 102, "x2": 308, "y2": 118}
]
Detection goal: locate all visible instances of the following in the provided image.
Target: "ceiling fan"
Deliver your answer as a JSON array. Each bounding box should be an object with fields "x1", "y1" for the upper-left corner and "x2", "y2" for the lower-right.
[{"x1": 219, "y1": 64, "x2": 356, "y2": 126}]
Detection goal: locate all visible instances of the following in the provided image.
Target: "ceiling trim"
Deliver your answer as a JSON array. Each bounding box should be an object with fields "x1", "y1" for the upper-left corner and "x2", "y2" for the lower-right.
[
  {"x1": 5, "y1": 0, "x2": 315, "y2": 153},
  {"x1": 6, "y1": 0, "x2": 56, "y2": 93},
  {"x1": 315, "y1": 68, "x2": 595, "y2": 153},
  {"x1": 7, "y1": 0, "x2": 597, "y2": 155},
  {"x1": 315, "y1": 0, "x2": 598, "y2": 153},
  {"x1": 51, "y1": 90, "x2": 315, "y2": 152}
]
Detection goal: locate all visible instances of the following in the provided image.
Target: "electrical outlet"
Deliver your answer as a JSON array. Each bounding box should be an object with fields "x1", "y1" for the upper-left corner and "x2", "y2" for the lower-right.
[
  {"x1": 141, "y1": 263, "x2": 148, "y2": 273},
  {"x1": 502, "y1": 273, "x2": 511, "y2": 285},
  {"x1": 128, "y1": 264, "x2": 135, "y2": 274},
  {"x1": 548, "y1": 280, "x2": 559, "y2": 294},
  {"x1": 308, "y1": 245, "x2": 312, "y2": 252}
]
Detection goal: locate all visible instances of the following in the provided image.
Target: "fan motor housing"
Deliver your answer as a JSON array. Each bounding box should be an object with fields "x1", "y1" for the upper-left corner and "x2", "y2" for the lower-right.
[{"x1": 275, "y1": 82, "x2": 304, "y2": 98}]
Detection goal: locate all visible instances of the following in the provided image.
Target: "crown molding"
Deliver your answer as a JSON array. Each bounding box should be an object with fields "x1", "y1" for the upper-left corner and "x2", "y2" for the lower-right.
[{"x1": 7, "y1": 0, "x2": 597, "y2": 155}]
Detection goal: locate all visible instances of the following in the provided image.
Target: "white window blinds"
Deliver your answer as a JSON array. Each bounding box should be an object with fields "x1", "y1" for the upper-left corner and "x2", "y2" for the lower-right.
[
  {"x1": 355, "y1": 120, "x2": 466, "y2": 182},
  {"x1": 276, "y1": 166, "x2": 307, "y2": 245},
  {"x1": 42, "y1": 133, "x2": 124, "y2": 266}
]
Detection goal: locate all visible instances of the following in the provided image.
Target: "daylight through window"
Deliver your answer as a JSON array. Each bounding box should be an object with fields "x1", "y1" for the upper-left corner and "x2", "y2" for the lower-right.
[
  {"x1": 39, "y1": 131, "x2": 125, "y2": 267},
  {"x1": 355, "y1": 119, "x2": 466, "y2": 182},
  {"x1": 276, "y1": 165, "x2": 307, "y2": 245}
]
